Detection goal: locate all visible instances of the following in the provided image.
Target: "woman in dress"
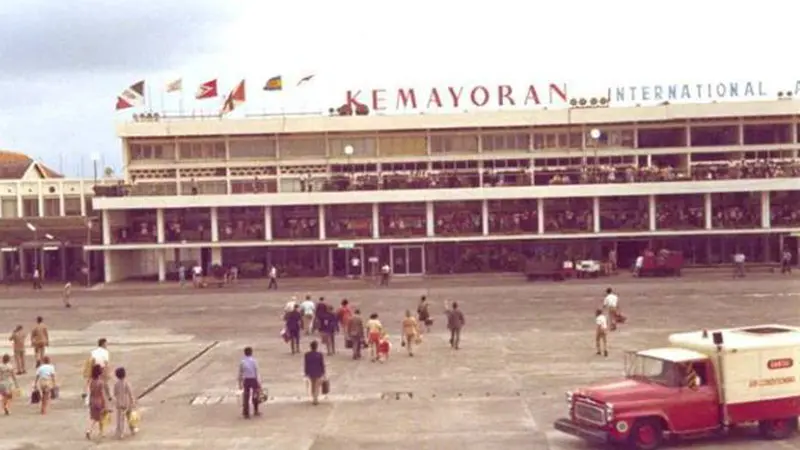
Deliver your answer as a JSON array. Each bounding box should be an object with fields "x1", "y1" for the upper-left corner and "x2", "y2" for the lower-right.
[
  {"x1": 365, "y1": 313, "x2": 383, "y2": 362},
  {"x1": 401, "y1": 310, "x2": 421, "y2": 357},
  {"x1": 0, "y1": 354, "x2": 19, "y2": 415},
  {"x1": 32, "y1": 356, "x2": 57, "y2": 415},
  {"x1": 86, "y1": 364, "x2": 112, "y2": 440}
]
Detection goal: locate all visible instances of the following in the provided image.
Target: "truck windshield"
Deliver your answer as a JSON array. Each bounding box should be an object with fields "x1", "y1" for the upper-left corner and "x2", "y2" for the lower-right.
[{"x1": 624, "y1": 353, "x2": 681, "y2": 387}]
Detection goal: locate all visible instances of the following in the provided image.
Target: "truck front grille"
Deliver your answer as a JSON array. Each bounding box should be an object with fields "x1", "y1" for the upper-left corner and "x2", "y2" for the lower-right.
[{"x1": 574, "y1": 401, "x2": 606, "y2": 426}]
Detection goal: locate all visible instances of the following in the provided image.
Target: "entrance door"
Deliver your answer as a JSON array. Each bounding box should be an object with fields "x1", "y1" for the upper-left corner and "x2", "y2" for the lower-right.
[
  {"x1": 390, "y1": 245, "x2": 425, "y2": 276},
  {"x1": 330, "y1": 248, "x2": 365, "y2": 277}
]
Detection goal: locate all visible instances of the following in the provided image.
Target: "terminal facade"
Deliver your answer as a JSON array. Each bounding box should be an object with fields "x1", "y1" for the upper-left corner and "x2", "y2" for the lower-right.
[{"x1": 25, "y1": 100, "x2": 800, "y2": 283}]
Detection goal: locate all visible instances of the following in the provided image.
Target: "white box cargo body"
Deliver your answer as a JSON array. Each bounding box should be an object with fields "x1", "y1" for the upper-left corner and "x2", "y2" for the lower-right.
[{"x1": 669, "y1": 324, "x2": 800, "y2": 423}]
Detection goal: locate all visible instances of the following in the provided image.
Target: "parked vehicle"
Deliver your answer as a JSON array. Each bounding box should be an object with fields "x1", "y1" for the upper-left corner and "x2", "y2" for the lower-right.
[
  {"x1": 554, "y1": 324, "x2": 800, "y2": 449},
  {"x1": 524, "y1": 258, "x2": 571, "y2": 281},
  {"x1": 638, "y1": 250, "x2": 683, "y2": 277},
  {"x1": 576, "y1": 260, "x2": 603, "y2": 278}
]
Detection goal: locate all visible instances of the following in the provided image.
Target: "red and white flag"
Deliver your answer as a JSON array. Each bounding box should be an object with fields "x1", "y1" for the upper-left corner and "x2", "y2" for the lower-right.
[
  {"x1": 115, "y1": 80, "x2": 145, "y2": 110},
  {"x1": 220, "y1": 80, "x2": 246, "y2": 116},
  {"x1": 195, "y1": 79, "x2": 218, "y2": 99}
]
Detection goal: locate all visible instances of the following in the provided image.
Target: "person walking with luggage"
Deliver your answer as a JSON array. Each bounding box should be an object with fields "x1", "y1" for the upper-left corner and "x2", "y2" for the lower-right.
[
  {"x1": 303, "y1": 341, "x2": 326, "y2": 405},
  {"x1": 85, "y1": 364, "x2": 111, "y2": 439},
  {"x1": 444, "y1": 301, "x2": 465, "y2": 350},
  {"x1": 346, "y1": 309, "x2": 365, "y2": 360},
  {"x1": 238, "y1": 347, "x2": 262, "y2": 419},
  {"x1": 33, "y1": 356, "x2": 57, "y2": 415},
  {"x1": 112, "y1": 367, "x2": 137, "y2": 438},
  {"x1": 365, "y1": 313, "x2": 384, "y2": 362},
  {"x1": 284, "y1": 304, "x2": 303, "y2": 355}
]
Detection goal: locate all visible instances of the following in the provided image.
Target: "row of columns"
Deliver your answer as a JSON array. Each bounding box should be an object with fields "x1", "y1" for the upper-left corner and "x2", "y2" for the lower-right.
[{"x1": 101, "y1": 192, "x2": 776, "y2": 247}]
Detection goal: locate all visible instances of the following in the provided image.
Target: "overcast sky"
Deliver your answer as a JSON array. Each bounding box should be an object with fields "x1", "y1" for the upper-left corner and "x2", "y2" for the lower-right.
[{"x1": 1, "y1": 0, "x2": 798, "y2": 176}]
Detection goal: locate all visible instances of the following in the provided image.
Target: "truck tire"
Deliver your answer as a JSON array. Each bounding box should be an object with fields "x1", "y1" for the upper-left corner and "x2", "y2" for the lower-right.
[
  {"x1": 628, "y1": 418, "x2": 664, "y2": 450},
  {"x1": 759, "y1": 418, "x2": 798, "y2": 440}
]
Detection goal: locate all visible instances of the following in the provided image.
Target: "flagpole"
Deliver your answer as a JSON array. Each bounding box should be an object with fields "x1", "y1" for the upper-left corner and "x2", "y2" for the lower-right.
[
  {"x1": 159, "y1": 92, "x2": 165, "y2": 115},
  {"x1": 146, "y1": 83, "x2": 153, "y2": 112}
]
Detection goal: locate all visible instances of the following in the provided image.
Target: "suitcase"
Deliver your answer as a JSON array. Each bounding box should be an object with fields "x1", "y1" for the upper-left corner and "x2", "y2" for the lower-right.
[{"x1": 321, "y1": 379, "x2": 330, "y2": 395}]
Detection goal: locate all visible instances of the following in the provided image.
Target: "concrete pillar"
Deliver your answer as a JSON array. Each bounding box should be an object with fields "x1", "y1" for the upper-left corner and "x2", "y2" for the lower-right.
[
  {"x1": 37, "y1": 181, "x2": 44, "y2": 217},
  {"x1": 16, "y1": 182, "x2": 23, "y2": 218},
  {"x1": 157, "y1": 250, "x2": 166, "y2": 282},
  {"x1": 318, "y1": 205, "x2": 326, "y2": 240},
  {"x1": 60, "y1": 246, "x2": 67, "y2": 281},
  {"x1": 648, "y1": 195, "x2": 657, "y2": 231},
  {"x1": 593, "y1": 197, "x2": 601, "y2": 233},
  {"x1": 537, "y1": 199, "x2": 545, "y2": 234},
  {"x1": 210, "y1": 207, "x2": 219, "y2": 242},
  {"x1": 426, "y1": 201, "x2": 435, "y2": 237},
  {"x1": 59, "y1": 185, "x2": 66, "y2": 216},
  {"x1": 102, "y1": 210, "x2": 111, "y2": 245},
  {"x1": 19, "y1": 249, "x2": 26, "y2": 279},
  {"x1": 211, "y1": 247, "x2": 222, "y2": 265},
  {"x1": 79, "y1": 180, "x2": 87, "y2": 216},
  {"x1": 103, "y1": 249, "x2": 112, "y2": 283},
  {"x1": 264, "y1": 206, "x2": 273, "y2": 240},
  {"x1": 156, "y1": 209, "x2": 165, "y2": 243},
  {"x1": 761, "y1": 191, "x2": 770, "y2": 229},
  {"x1": 481, "y1": 200, "x2": 489, "y2": 236},
  {"x1": 372, "y1": 203, "x2": 380, "y2": 239},
  {"x1": 704, "y1": 193, "x2": 712, "y2": 229}
]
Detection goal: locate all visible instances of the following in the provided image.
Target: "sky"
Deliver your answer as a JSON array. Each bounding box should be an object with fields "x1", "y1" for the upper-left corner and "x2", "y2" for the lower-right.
[{"x1": 1, "y1": 0, "x2": 798, "y2": 177}]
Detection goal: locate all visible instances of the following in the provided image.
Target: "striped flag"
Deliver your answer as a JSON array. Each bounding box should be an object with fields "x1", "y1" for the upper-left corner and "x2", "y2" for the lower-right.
[
  {"x1": 220, "y1": 80, "x2": 246, "y2": 116},
  {"x1": 115, "y1": 81, "x2": 145, "y2": 110},
  {"x1": 264, "y1": 76, "x2": 282, "y2": 91}
]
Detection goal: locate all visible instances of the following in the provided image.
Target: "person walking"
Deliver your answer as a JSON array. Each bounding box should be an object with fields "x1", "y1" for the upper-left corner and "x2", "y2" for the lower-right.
[
  {"x1": 30, "y1": 316, "x2": 49, "y2": 365},
  {"x1": 238, "y1": 347, "x2": 261, "y2": 419},
  {"x1": 444, "y1": 301, "x2": 465, "y2": 350},
  {"x1": 303, "y1": 341, "x2": 326, "y2": 405},
  {"x1": 112, "y1": 367, "x2": 137, "y2": 438},
  {"x1": 284, "y1": 304, "x2": 303, "y2": 355},
  {"x1": 33, "y1": 356, "x2": 57, "y2": 415},
  {"x1": 595, "y1": 309, "x2": 609, "y2": 357},
  {"x1": 85, "y1": 364, "x2": 111, "y2": 439},
  {"x1": 336, "y1": 299, "x2": 353, "y2": 348},
  {"x1": 267, "y1": 265, "x2": 278, "y2": 290},
  {"x1": 346, "y1": 309, "x2": 365, "y2": 360},
  {"x1": 0, "y1": 354, "x2": 19, "y2": 415},
  {"x1": 417, "y1": 296, "x2": 432, "y2": 333},
  {"x1": 317, "y1": 304, "x2": 338, "y2": 355},
  {"x1": 63, "y1": 282, "x2": 72, "y2": 308},
  {"x1": 300, "y1": 296, "x2": 315, "y2": 335},
  {"x1": 401, "y1": 310, "x2": 420, "y2": 357},
  {"x1": 8, "y1": 325, "x2": 26, "y2": 375},
  {"x1": 365, "y1": 313, "x2": 384, "y2": 362},
  {"x1": 781, "y1": 248, "x2": 793, "y2": 274},
  {"x1": 602, "y1": 288, "x2": 620, "y2": 331}
]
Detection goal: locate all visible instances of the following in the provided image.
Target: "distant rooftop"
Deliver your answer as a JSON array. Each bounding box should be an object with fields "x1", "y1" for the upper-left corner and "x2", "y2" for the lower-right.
[{"x1": 0, "y1": 150, "x2": 61, "y2": 180}]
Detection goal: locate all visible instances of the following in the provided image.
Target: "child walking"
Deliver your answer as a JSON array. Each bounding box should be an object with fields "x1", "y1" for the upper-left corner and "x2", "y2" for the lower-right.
[{"x1": 113, "y1": 367, "x2": 138, "y2": 439}]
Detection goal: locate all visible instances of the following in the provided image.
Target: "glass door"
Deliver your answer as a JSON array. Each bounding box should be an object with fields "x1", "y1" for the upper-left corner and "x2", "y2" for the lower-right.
[
  {"x1": 390, "y1": 246, "x2": 408, "y2": 275},
  {"x1": 407, "y1": 246, "x2": 425, "y2": 275},
  {"x1": 347, "y1": 248, "x2": 365, "y2": 277}
]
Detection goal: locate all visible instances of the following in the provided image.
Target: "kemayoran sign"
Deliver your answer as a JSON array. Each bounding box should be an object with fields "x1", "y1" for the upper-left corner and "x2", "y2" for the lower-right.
[{"x1": 343, "y1": 83, "x2": 569, "y2": 112}]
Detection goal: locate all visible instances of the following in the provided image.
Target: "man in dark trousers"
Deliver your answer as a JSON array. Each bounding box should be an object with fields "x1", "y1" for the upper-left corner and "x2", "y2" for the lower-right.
[
  {"x1": 303, "y1": 340, "x2": 326, "y2": 405},
  {"x1": 238, "y1": 346, "x2": 261, "y2": 418},
  {"x1": 284, "y1": 304, "x2": 303, "y2": 354},
  {"x1": 444, "y1": 301, "x2": 465, "y2": 350},
  {"x1": 346, "y1": 309, "x2": 365, "y2": 360}
]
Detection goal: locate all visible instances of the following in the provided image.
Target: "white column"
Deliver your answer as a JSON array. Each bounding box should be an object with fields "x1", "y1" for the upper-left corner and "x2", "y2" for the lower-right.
[
  {"x1": 264, "y1": 206, "x2": 273, "y2": 240},
  {"x1": 103, "y1": 250, "x2": 112, "y2": 283},
  {"x1": 593, "y1": 197, "x2": 601, "y2": 233},
  {"x1": 318, "y1": 205, "x2": 326, "y2": 240},
  {"x1": 481, "y1": 200, "x2": 489, "y2": 236},
  {"x1": 537, "y1": 199, "x2": 545, "y2": 234},
  {"x1": 646, "y1": 154, "x2": 653, "y2": 167},
  {"x1": 37, "y1": 180, "x2": 44, "y2": 217},
  {"x1": 211, "y1": 247, "x2": 222, "y2": 264},
  {"x1": 761, "y1": 191, "x2": 770, "y2": 229},
  {"x1": 648, "y1": 195, "x2": 657, "y2": 231},
  {"x1": 58, "y1": 182, "x2": 66, "y2": 216},
  {"x1": 157, "y1": 250, "x2": 166, "y2": 282},
  {"x1": 16, "y1": 182, "x2": 23, "y2": 218},
  {"x1": 101, "y1": 210, "x2": 111, "y2": 245},
  {"x1": 156, "y1": 209, "x2": 165, "y2": 243},
  {"x1": 210, "y1": 207, "x2": 219, "y2": 242},
  {"x1": 79, "y1": 180, "x2": 87, "y2": 216},
  {"x1": 426, "y1": 201, "x2": 435, "y2": 237},
  {"x1": 704, "y1": 193, "x2": 712, "y2": 229},
  {"x1": 372, "y1": 203, "x2": 380, "y2": 239}
]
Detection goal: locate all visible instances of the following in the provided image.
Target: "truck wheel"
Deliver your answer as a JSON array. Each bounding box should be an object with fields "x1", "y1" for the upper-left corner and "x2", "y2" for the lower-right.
[
  {"x1": 629, "y1": 419, "x2": 664, "y2": 450},
  {"x1": 759, "y1": 418, "x2": 798, "y2": 440}
]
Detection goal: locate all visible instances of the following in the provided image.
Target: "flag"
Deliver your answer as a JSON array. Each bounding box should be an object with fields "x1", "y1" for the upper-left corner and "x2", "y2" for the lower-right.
[
  {"x1": 264, "y1": 76, "x2": 282, "y2": 91},
  {"x1": 166, "y1": 78, "x2": 182, "y2": 93},
  {"x1": 195, "y1": 79, "x2": 218, "y2": 99},
  {"x1": 115, "y1": 80, "x2": 145, "y2": 110},
  {"x1": 297, "y1": 74, "x2": 315, "y2": 86},
  {"x1": 220, "y1": 80, "x2": 246, "y2": 116}
]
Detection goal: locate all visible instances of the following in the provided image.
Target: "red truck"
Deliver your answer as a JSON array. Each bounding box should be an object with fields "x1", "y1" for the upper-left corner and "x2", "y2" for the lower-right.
[{"x1": 554, "y1": 324, "x2": 800, "y2": 449}]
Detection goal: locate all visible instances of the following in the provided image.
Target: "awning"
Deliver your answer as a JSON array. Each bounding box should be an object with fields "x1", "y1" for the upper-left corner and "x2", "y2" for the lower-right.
[{"x1": 0, "y1": 216, "x2": 101, "y2": 246}]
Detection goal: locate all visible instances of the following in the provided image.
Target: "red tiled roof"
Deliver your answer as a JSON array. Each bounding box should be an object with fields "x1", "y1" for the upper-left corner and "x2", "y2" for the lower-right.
[{"x1": 0, "y1": 150, "x2": 62, "y2": 179}]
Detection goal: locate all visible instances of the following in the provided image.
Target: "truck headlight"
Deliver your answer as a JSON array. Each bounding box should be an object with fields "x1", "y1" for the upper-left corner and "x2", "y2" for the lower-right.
[
  {"x1": 565, "y1": 391, "x2": 573, "y2": 405},
  {"x1": 605, "y1": 403, "x2": 615, "y2": 422}
]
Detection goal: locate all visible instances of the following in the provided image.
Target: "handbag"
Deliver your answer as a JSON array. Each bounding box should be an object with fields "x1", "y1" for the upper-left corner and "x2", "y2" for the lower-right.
[
  {"x1": 30, "y1": 389, "x2": 41, "y2": 404},
  {"x1": 344, "y1": 338, "x2": 353, "y2": 349},
  {"x1": 50, "y1": 386, "x2": 60, "y2": 400},
  {"x1": 256, "y1": 387, "x2": 268, "y2": 404},
  {"x1": 321, "y1": 379, "x2": 330, "y2": 395},
  {"x1": 127, "y1": 409, "x2": 141, "y2": 428},
  {"x1": 101, "y1": 410, "x2": 112, "y2": 428}
]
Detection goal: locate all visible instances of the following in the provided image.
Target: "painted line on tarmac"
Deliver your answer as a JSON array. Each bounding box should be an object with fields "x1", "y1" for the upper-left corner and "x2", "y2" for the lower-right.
[{"x1": 138, "y1": 340, "x2": 219, "y2": 399}]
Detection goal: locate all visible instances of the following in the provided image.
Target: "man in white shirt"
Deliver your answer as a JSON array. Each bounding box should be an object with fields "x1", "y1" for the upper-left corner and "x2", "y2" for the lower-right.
[
  {"x1": 268, "y1": 265, "x2": 278, "y2": 290},
  {"x1": 733, "y1": 252, "x2": 746, "y2": 278},
  {"x1": 634, "y1": 255, "x2": 644, "y2": 277},
  {"x1": 299, "y1": 296, "x2": 316, "y2": 334},
  {"x1": 595, "y1": 309, "x2": 608, "y2": 357},
  {"x1": 603, "y1": 288, "x2": 620, "y2": 331},
  {"x1": 84, "y1": 338, "x2": 111, "y2": 400},
  {"x1": 192, "y1": 264, "x2": 203, "y2": 287},
  {"x1": 380, "y1": 263, "x2": 390, "y2": 286}
]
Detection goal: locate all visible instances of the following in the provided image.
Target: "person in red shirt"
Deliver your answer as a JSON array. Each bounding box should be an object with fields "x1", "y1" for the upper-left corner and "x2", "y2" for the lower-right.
[
  {"x1": 376, "y1": 333, "x2": 391, "y2": 363},
  {"x1": 336, "y1": 300, "x2": 352, "y2": 347}
]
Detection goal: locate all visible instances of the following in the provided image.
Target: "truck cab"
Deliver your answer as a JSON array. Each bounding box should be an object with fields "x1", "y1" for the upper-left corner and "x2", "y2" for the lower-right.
[{"x1": 554, "y1": 324, "x2": 800, "y2": 449}]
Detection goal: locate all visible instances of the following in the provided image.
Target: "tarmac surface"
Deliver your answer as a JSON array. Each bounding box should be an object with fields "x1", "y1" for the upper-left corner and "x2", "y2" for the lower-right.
[{"x1": 0, "y1": 271, "x2": 799, "y2": 450}]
